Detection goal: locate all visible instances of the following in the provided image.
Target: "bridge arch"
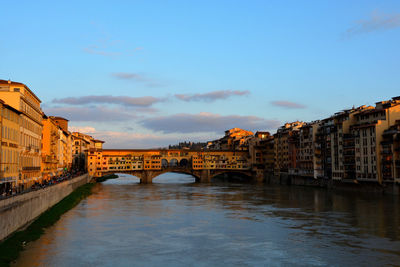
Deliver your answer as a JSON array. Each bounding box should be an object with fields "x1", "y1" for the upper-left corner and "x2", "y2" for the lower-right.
[
  {"x1": 152, "y1": 171, "x2": 198, "y2": 184},
  {"x1": 169, "y1": 159, "x2": 178, "y2": 167},
  {"x1": 96, "y1": 172, "x2": 141, "y2": 183},
  {"x1": 179, "y1": 158, "x2": 189, "y2": 167},
  {"x1": 210, "y1": 170, "x2": 254, "y2": 182},
  {"x1": 161, "y1": 159, "x2": 169, "y2": 168}
]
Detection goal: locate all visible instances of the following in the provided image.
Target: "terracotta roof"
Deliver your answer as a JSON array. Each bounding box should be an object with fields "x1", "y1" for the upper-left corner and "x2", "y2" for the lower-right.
[
  {"x1": 0, "y1": 79, "x2": 24, "y2": 86},
  {"x1": 50, "y1": 116, "x2": 69, "y2": 121}
]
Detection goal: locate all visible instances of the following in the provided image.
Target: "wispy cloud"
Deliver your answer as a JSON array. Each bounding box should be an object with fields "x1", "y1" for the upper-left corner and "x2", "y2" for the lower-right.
[
  {"x1": 271, "y1": 101, "x2": 306, "y2": 109},
  {"x1": 343, "y1": 10, "x2": 400, "y2": 39},
  {"x1": 44, "y1": 106, "x2": 136, "y2": 122},
  {"x1": 111, "y1": 72, "x2": 165, "y2": 87},
  {"x1": 111, "y1": 72, "x2": 147, "y2": 81},
  {"x1": 83, "y1": 45, "x2": 121, "y2": 57},
  {"x1": 53, "y1": 95, "x2": 163, "y2": 107},
  {"x1": 83, "y1": 22, "x2": 142, "y2": 57},
  {"x1": 175, "y1": 90, "x2": 250, "y2": 102},
  {"x1": 139, "y1": 112, "x2": 280, "y2": 134}
]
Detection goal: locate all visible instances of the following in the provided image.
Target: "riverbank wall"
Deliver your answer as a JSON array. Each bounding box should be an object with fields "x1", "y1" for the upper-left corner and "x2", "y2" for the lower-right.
[
  {"x1": 0, "y1": 174, "x2": 91, "y2": 241},
  {"x1": 265, "y1": 173, "x2": 400, "y2": 195}
]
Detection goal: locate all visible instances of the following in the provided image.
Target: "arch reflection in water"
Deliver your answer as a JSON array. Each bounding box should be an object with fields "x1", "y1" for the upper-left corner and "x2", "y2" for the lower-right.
[
  {"x1": 152, "y1": 172, "x2": 196, "y2": 184},
  {"x1": 102, "y1": 173, "x2": 140, "y2": 184}
]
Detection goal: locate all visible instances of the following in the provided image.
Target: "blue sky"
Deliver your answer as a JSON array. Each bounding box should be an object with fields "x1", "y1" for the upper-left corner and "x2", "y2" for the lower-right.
[{"x1": 1, "y1": 0, "x2": 400, "y2": 148}]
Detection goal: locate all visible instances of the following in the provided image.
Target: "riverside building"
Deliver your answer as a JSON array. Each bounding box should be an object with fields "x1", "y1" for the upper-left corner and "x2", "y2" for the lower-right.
[
  {"x1": 351, "y1": 97, "x2": 400, "y2": 183},
  {"x1": 0, "y1": 79, "x2": 43, "y2": 187},
  {"x1": 273, "y1": 121, "x2": 305, "y2": 175},
  {"x1": 41, "y1": 115, "x2": 61, "y2": 180},
  {"x1": 51, "y1": 117, "x2": 73, "y2": 172},
  {"x1": 0, "y1": 100, "x2": 22, "y2": 193}
]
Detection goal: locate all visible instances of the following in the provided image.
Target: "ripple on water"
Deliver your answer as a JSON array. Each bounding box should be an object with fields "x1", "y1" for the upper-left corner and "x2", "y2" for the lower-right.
[{"x1": 12, "y1": 174, "x2": 400, "y2": 267}]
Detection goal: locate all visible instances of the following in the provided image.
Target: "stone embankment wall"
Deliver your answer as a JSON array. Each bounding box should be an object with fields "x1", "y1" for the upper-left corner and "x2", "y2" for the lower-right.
[
  {"x1": 0, "y1": 174, "x2": 91, "y2": 241},
  {"x1": 265, "y1": 173, "x2": 400, "y2": 195}
]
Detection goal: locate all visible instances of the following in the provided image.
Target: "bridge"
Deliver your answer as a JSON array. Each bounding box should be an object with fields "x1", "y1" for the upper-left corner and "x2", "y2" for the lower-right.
[{"x1": 87, "y1": 149, "x2": 263, "y2": 183}]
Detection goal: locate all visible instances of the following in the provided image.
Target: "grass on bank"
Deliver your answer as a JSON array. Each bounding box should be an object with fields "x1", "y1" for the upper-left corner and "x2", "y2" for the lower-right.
[
  {"x1": 0, "y1": 183, "x2": 95, "y2": 267},
  {"x1": 96, "y1": 174, "x2": 119, "y2": 183}
]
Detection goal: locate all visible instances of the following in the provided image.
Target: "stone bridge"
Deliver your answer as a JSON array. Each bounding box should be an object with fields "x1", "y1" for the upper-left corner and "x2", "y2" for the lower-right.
[{"x1": 88, "y1": 149, "x2": 263, "y2": 183}]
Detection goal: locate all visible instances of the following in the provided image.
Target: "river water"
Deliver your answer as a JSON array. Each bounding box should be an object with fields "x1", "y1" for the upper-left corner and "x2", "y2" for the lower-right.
[{"x1": 13, "y1": 173, "x2": 400, "y2": 266}]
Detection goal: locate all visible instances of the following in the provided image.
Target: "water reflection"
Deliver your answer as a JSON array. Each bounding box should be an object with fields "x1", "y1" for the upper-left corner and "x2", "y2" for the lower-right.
[
  {"x1": 153, "y1": 173, "x2": 196, "y2": 184},
  {"x1": 13, "y1": 173, "x2": 400, "y2": 267}
]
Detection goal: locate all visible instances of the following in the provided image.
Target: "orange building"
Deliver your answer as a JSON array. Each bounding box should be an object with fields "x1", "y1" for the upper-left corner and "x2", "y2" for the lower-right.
[{"x1": 41, "y1": 115, "x2": 60, "y2": 179}]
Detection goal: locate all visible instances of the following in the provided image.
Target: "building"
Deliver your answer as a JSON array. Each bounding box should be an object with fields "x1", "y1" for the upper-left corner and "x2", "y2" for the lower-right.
[
  {"x1": 51, "y1": 116, "x2": 73, "y2": 171},
  {"x1": 0, "y1": 80, "x2": 43, "y2": 187},
  {"x1": 380, "y1": 120, "x2": 400, "y2": 183},
  {"x1": 207, "y1": 128, "x2": 254, "y2": 151},
  {"x1": 249, "y1": 132, "x2": 274, "y2": 174},
  {"x1": 297, "y1": 123, "x2": 314, "y2": 177},
  {"x1": 72, "y1": 132, "x2": 96, "y2": 171},
  {"x1": 0, "y1": 100, "x2": 22, "y2": 194},
  {"x1": 350, "y1": 97, "x2": 400, "y2": 183},
  {"x1": 329, "y1": 106, "x2": 370, "y2": 181},
  {"x1": 274, "y1": 121, "x2": 305, "y2": 175},
  {"x1": 314, "y1": 118, "x2": 334, "y2": 179},
  {"x1": 41, "y1": 115, "x2": 60, "y2": 180}
]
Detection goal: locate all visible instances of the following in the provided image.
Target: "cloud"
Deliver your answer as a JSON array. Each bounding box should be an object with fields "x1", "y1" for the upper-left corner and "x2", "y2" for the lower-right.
[
  {"x1": 175, "y1": 90, "x2": 250, "y2": 102},
  {"x1": 44, "y1": 106, "x2": 136, "y2": 122},
  {"x1": 83, "y1": 46, "x2": 121, "y2": 57},
  {"x1": 111, "y1": 72, "x2": 165, "y2": 87},
  {"x1": 271, "y1": 101, "x2": 306, "y2": 109},
  {"x1": 139, "y1": 112, "x2": 280, "y2": 134},
  {"x1": 52, "y1": 95, "x2": 163, "y2": 107},
  {"x1": 83, "y1": 22, "x2": 142, "y2": 57},
  {"x1": 343, "y1": 11, "x2": 400, "y2": 38},
  {"x1": 68, "y1": 126, "x2": 213, "y2": 148},
  {"x1": 68, "y1": 126, "x2": 97, "y2": 134},
  {"x1": 111, "y1": 72, "x2": 148, "y2": 81}
]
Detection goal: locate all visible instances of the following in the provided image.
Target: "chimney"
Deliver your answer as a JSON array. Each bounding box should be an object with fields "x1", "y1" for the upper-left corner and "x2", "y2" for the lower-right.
[{"x1": 8, "y1": 79, "x2": 11, "y2": 84}]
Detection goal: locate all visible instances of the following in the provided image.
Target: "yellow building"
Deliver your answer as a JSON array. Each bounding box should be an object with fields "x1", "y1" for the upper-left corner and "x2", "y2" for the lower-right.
[
  {"x1": 51, "y1": 116, "x2": 73, "y2": 171},
  {"x1": 351, "y1": 97, "x2": 400, "y2": 183},
  {"x1": 0, "y1": 80, "x2": 42, "y2": 187},
  {"x1": 41, "y1": 115, "x2": 60, "y2": 179},
  {"x1": 52, "y1": 117, "x2": 70, "y2": 172},
  {"x1": 0, "y1": 100, "x2": 21, "y2": 194},
  {"x1": 207, "y1": 128, "x2": 254, "y2": 150},
  {"x1": 72, "y1": 132, "x2": 96, "y2": 171}
]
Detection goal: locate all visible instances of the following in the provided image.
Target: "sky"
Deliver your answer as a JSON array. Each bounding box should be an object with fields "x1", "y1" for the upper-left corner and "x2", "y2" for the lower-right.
[{"x1": 1, "y1": 0, "x2": 400, "y2": 148}]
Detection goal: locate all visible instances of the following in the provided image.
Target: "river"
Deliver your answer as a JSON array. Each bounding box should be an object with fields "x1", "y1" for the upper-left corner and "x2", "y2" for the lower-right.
[{"x1": 13, "y1": 173, "x2": 400, "y2": 266}]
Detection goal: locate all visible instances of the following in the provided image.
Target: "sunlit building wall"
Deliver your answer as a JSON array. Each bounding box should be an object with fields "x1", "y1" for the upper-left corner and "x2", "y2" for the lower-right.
[
  {"x1": 41, "y1": 115, "x2": 60, "y2": 180},
  {"x1": 0, "y1": 80, "x2": 42, "y2": 187},
  {"x1": 0, "y1": 101, "x2": 21, "y2": 191}
]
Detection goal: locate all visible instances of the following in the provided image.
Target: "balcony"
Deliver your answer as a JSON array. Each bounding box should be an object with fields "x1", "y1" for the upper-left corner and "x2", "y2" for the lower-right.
[{"x1": 23, "y1": 166, "x2": 41, "y2": 171}]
